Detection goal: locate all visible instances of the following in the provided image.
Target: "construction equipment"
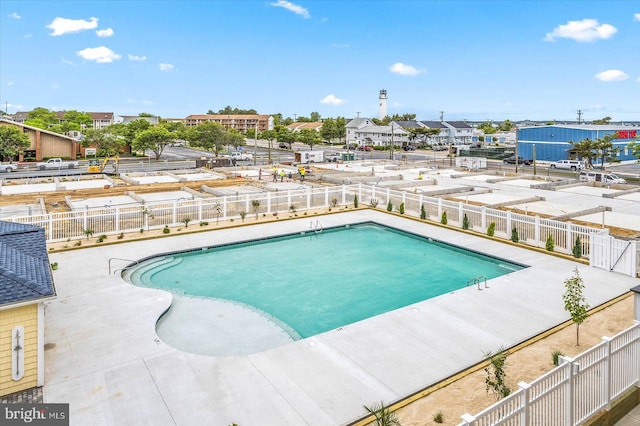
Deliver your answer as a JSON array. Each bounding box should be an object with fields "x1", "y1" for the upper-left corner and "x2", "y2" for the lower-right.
[{"x1": 88, "y1": 156, "x2": 119, "y2": 174}]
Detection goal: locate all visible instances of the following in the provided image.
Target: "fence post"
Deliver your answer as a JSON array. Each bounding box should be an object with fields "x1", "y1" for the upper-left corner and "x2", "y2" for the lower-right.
[
  {"x1": 560, "y1": 356, "x2": 575, "y2": 426},
  {"x1": 325, "y1": 187, "x2": 329, "y2": 208},
  {"x1": 198, "y1": 199, "x2": 203, "y2": 222},
  {"x1": 245, "y1": 194, "x2": 250, "y2": 214},
  {"x1": 48, "y1": 213, "x2": 53, "y2": 241},
  {"x1": 506, "y1": 211, "x2": 511, "y2": 236},
  {"x1": 172, "y1": 201, "x2": 178, "y2": 225},
  {"x1": 602, "y1": 336, "x2": 613, "y2": 409},
  {"x1": 460, "y1": 413, "x2": 476, "y2": 426},
  {"x1": 287, "y1": 189, "x2": 292, "y2": 211},
  {"x1": 438, "y1": 198, "x2": 442, "y2": 220},
  {"x1": 534, "y1": 216, "x2": 540, "y2": 247},
  {"x1": 222, "y1": 196, "x2": 227, "y2": 220},
  {"x1": 358, "y1": 182, "x2": 362, "y2": 202},
  {"x1": 518, "y1": 381, "x2": 531, "y2": 425},
  {"x1": 342, "y1": 185, "x2": 346, "y2": 205},
  {"x1": 458, "y1": 201, "x2": 463, "y2": 227},
  {"x1": 267, "y1": 192, "x2": 272, "y2": 214},
  {"x1": 307, "y1": 187, "x2": 311, "y2": 210},
  {"x1": 566, "y1": 222, "x2": 573, "y2": 254},
  {"x1": 386, "y1": 188, "x2": 390, "y2": 205},
  {"x1": 115, "y1": 207, "x2": 120, "y2": 233},
  {"x1": 481, "y1": 206, "x2": 486, "y2": 231}
]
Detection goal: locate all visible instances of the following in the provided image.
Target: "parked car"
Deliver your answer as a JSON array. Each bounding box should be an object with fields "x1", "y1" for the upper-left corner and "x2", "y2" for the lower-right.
[
  {"x1": 325, "y1": 152, "x2": 341, "y2": 162},
  {"x1": 230, "y1": 152, "x2": 253, "y2": 161},
  {"x1": 278, "y1": 142, "x2": 288, "y2": 149},
  {"x1": 357, "y1": 145, "x2": 372, "y2": 152},
  {"x1": 343, "y1": 143, "x2": 357, "y2": 150},
  {"x1": 550, "y1": 159, "x2": 583, "y2": 171},
  {"x1": 0, "y1": 163, "x2": 18, "y2": 173},
  {"x1": 503, "y1": 156, "x2": 532, "y2": 165},
  {"x1": 402, "y1": 145, "x2": 416, "y2": 151},
  {"x1": 432, "y1": 145, "x2": 449, "y2": 151},
  {"x1": 579, "y1": 171, "x2": 627, "y2": 184}
]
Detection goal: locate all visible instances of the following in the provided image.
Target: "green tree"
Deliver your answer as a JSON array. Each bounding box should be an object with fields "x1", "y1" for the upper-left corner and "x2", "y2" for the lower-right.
[
  {"x1": 62, "y1": 110, "x2": 93, "y2": 128},
  {"x1": 160, "y1": 120, "x2": 187, "y2": 140},
  {"x1": 310, "y1": 111, "x2": 321, "y2": 122},
  {"x1": 133, "y1": 127, "x2": 172, "y2": 160},
  {"x1": 276, "y1": 127, "x2": 295, "y2": 149},
  {"x1": 498, "y1": 119, "x2": 514, "y2": 132},
  {"x1": 484, "y1": 347, "x2": 511, "y2": 400},
  {"x1": 0, "y1": 125, "x2": 31, "y2": 159},
  {"x1": 260, "y1": 129, "x2": 278, "y2": 163},
  {"x1": 320, "y1": 118, "x2": 338, "y2": 143},
  {"x1": 593, "y1": 133, "x2": 620, "y2": 168},
  {"x1": 187, "y1": 121, "x2": 226, "y2": 157},
  {"x1": 562, "y1": 268, "x2": 589, "y2": 345},
  {"x1": 298, "y1": 128, "x2": 321, "y2": 150},
  {"x1": 628, "y1": 138, "x2": 640, "y2": 162},
  {"x1": 592, "y1": 116, "x2": 611, "y2": 125},
  {"x1": 570, "y1": 138, "x2": 597, "y2": 168},
  {"x1": 477, "y1": 121, "x2": 497, "y2": 134},
  {"x1": 82, "y1": 128, "x2": 124, "y2": 157},
  {"x1": 25, "y1": 107, "x2": 58, "y2": 129}
]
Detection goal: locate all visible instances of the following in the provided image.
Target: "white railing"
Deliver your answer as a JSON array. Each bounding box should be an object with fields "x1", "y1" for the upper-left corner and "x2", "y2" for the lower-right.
[
  {"x1": 459, "y1": 322, "x2": 640, "y2": 426},
  {"x1": 6, "y1": 183, "x2": 635, "y2": 276}
]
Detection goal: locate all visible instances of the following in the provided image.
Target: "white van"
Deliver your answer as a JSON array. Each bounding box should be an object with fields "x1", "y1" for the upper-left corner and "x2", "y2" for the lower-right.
[
  {"x1": 550, "y1": 160, "x2": 584, "y2": 171},
  {"x1": 579, "y1": 171, "x2": 627, "y2": 184}
]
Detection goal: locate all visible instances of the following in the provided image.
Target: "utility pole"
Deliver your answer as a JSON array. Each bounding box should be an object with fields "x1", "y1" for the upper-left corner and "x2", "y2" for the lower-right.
[
  {"x1": 440, "y1": 111, "x2": 444, "y2": 122},
  {"x1": 577, "y1": 109, "x2": 583, "y2": 124}
]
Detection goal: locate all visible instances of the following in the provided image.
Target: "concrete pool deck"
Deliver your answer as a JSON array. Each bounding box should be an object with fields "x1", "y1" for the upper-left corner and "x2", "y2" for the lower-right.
[{"x1": 44, "y1": 210, "x2": 638, "y2": 425}]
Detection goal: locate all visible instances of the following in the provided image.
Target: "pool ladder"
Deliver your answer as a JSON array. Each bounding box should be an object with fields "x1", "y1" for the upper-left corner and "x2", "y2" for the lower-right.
[
  {"x1": 467, "y1": 275, "x2": 488, "y2": 291},
  {"x1": 310, "y1": 220, "x2": 323, "y2": 234}
]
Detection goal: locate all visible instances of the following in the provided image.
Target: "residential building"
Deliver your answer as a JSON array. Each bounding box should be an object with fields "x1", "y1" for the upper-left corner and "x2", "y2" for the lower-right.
[
  {"x1": 345, "y1": 118, "x2": 410, "y2": 147},
  {"x1": 0, "y1": 221, "x2": 56, "y2": 397},
  {"x1": 119, "y1": 115, "x2": 159, "y2": 125},
  {"x1": 395, "y1": 120, "x2": 474, "y2": 145},
  {"x1": 89, "y1": 112, "x2": 114, "y2": 129},
  {"x1": 184, "y1": 114, "x2": 273, "y2": 132},
  {"x1": 517, "y1": 124, "x2": 639, "y2": 164},
  {"x1": 0, "y1": 119, "x2": 78, "y2": 161}
]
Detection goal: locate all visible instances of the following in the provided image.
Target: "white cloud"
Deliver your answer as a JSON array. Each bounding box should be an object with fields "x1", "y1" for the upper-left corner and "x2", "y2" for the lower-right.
[
  {"x1": 634, "y1": 13, "x2": 640, "y2": 21},
  {"x1": 128, "y1": 54, "x2": 147, "y2": 62},
  {"x1": 331, "y1": 43, "x2": 350, "y2": 48},
  {"x1": 159, "y1": 63, "x2": 174, "y2": 71},
  {"x1": 77, "y1": 46, "x2": 121, "y2": 63},
  {"x1": 52, "y1": 83, "x2": 60, "y2": 89},
  {"x1": 320, "y1": 94, "x2": 345, "y2": 106},
  {"x1": 594, "y1": 69, "x2": 629, "y2": 82},
  {"x1": 7, "y1": 81, "x2": 14, "y2": 86},
  {"x1": 390, "y1": 62, "x2": 424, "y2": 76},
  {"x1": 8, "y1": 12, "x2": 21, "y2": 19},
  {"x1": 269, "y1": 1, "x2": 310, "y2": 19},
  {"x1": 96, "y1": 28, "x2": 114, "y2": 37},
  {"x1": 47, "y1": 17, "x2": 98, "y2": 36},
  {"x1": 544, "y1": 19, "x2": 617, "y2": 42},
  {"x1": 61, "y1": 57, "x2": 76, "y2": 66},
  {"x1": 127, "y1": 98, "x2": 154, "y2": 105}
]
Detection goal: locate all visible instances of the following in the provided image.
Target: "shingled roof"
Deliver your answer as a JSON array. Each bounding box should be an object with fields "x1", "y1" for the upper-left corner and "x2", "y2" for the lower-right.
[{"x1": 0, "y1": 221, "x2": 56, "y2": 307}]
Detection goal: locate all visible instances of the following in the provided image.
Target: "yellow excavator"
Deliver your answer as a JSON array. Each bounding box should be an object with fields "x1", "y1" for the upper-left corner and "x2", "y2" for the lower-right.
[{"x1": 88, "y1": 156, "x2": 119, "y2": 174}]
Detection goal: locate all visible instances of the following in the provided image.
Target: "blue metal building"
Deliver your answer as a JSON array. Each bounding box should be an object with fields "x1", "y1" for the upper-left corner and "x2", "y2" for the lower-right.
[{"x1": 517, "y1": 125, "x2": 638, "y2": 164}]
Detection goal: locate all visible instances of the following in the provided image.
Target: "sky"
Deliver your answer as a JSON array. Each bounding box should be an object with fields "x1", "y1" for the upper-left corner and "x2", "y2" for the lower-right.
[{"x1": 0, "y1": 1, "x2": 639, "y2": 122}]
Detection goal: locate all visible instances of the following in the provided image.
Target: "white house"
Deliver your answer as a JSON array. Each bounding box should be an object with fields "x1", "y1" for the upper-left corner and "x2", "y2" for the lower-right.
[{"x1": 345, "y1": 118, "x2": 410, "y2": 147}]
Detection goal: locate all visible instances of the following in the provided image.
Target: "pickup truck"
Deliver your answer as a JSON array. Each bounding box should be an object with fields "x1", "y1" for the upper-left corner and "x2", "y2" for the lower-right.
[
  {"x1": 0, "y1": 163, "x2": 18, "y2": 173},
  {"x1": 549, "y1": 159, "x2": 583, "y2": 171},
  {"x1": 503, "y1": 156, "x2": 532, "y2": 165},
  {"x1": 230, "y1": 152, "x2": 253, "y2": 161},
  {"x1": 36, "y1": 158, "x2": 79, "y2": 170}
]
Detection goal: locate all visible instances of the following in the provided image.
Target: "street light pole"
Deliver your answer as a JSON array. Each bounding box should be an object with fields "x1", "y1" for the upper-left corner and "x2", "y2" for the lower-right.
[{"x1": 253, "y1": 123, "x2": 258, "y2": 166}]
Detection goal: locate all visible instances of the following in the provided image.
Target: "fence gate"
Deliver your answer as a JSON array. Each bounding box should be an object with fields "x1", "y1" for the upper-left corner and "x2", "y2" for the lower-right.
[{"x1": 590, "y1": 230, "x2": 638, "y2": 277}]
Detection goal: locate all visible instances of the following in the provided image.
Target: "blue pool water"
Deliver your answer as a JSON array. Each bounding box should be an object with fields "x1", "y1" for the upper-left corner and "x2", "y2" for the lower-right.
[{"x1": 129, "y1": 223, "x2": 524, "y2": 338}]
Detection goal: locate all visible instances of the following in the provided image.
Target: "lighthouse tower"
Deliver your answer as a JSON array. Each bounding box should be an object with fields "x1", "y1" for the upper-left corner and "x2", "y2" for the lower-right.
[{"x1": 378, "y1": 89, "x2": 387, "y2": 120}]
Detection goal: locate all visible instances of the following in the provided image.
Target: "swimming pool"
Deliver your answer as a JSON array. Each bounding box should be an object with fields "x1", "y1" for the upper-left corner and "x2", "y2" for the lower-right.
[{"x1": 129, "y1": 222, "x2": 525, "y2": 342}]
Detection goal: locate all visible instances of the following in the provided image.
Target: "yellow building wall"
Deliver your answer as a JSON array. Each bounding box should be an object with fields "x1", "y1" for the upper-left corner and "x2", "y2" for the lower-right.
[{"x1": 0, "y1": 304, "x2": 39, "y2": 396}]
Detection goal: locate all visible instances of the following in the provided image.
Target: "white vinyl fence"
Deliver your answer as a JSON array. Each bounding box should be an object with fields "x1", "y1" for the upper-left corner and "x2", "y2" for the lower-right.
[
  {"x1": 6, "y1": 183, "x2": 636, "y2": 276},
  {"x1": 459, "y1": 322, "x2": 640, "y2": 426}
]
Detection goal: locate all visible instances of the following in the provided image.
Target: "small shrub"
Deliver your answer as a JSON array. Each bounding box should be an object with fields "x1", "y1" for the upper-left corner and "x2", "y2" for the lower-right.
[
  {"x1": 74, "y1": 240, "x2": 82, "y2": 247},
  {"x1": 50, "y1": 262, "x2": 59, "y2": 270},
  {"x1": 83, "y1": 228, "x2": 94, "y2": 240},
  {"x1": 386, "y1": 201, "x2": 393, "y2": 212},
  {"x1": 487, "y1": 222, "x2": 496, "y2": 236},
  {"x1": 370, "y1": 198, "x2": 379, "y2": 208},
  {"x1": 551, "y1": 349, "x2": 564, "y2": 366},
  {"x1": 99, "y1": 234, "x2": 107, "y2": 240},
  {"x1": 462, "y1": 213, "x2": 469, "y2": 230},
  {"x1": 572, "y1": 236, "x2": 582, "y2": 259},
  {"x1": 117, "y1": 232, "x2": 124, "y2": 240},
  {"x1": 546, "y1": 234, "x2": 554, "y2": 252},
  {"x1": 420, "y1": 204, "x2": 426, "y2": 220},
  {"x1": 510, "y1": 226, "x2": 519, "y2": 243},
  {"x1": 163, "y1": 226, "x2": 170, "y2": 234},
  {"x1": 440, "y1": 211, "x2": 448, "y2": 225},
  {"x1": 96, "y1": 236, "x2": 105, "y2": 243},
  {"x1": 330, "y1": 198, "x2": 338, "y2": 208},
  {"x1": 433, "y1": 411, "x2": 444, "y2": 423},
  {"x1": 399, "y1": 202, "x2": 405, "y2": 214},
  {"x1": 354, "y1": 194, "x2": 359, "y2": 208},
  {"x1": 181, "y1": 217, "x2": 192, "y2": 227},
  {"x1": 140, "y1": 228, "x2": 144, "y2": 233},
  {"x1": 362, "y1": 402, "x2": 400, "y2": 426},
  {"x1": 251, "y1": 199, "x2": 261, "y2": 219},
  {"x1": 484, "y1": 347, "x2": 511, "y2": 400},
  {"x1": 289, "y1": 204, "x2": 296, "y2": 213},
  {"x1": 239, "y1": 211, "x2": 247, "y2": 222}
]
